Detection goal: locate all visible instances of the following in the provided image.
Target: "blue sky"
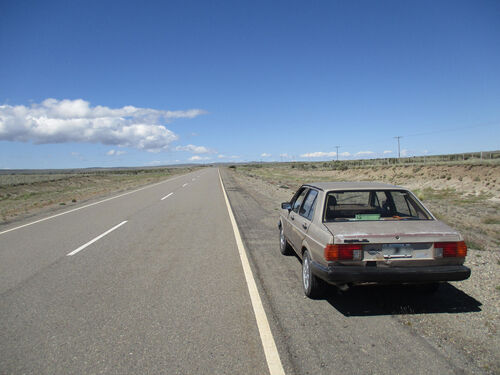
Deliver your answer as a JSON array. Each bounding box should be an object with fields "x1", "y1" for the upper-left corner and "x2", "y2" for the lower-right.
[{"x1": 1, "y1": 0, "x2": 499, "y2": 168}]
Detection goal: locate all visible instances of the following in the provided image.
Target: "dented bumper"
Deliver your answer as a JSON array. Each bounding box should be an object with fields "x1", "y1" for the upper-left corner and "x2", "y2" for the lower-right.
[{"x1": 311, "y1": 262, "x2": 471, "y2": 284}]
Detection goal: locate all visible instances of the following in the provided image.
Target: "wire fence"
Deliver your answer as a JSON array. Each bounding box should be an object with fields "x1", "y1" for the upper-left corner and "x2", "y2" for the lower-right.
[
  {"x1": 358, "y1": 150, "x2": 500, "y2": 166},
  {"x1": 264, "y1": 150, "x2": 500, "y2": 170}
]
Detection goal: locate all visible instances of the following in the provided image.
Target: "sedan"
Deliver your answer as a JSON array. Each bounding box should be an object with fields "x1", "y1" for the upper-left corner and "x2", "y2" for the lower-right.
[{"x1": 278, "y1": 182, "x2": 471, "y2": 298}]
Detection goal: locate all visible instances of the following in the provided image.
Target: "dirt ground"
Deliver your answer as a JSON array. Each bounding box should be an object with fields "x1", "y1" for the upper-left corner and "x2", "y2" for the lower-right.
[{"x1": 231, "y1": 163, "x2": 500, "y2": 374}]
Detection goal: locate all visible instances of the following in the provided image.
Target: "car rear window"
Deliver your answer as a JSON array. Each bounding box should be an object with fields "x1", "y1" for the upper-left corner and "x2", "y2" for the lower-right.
[{"x1": 323, "y1": 190, "x2": 432, "y2": 222}]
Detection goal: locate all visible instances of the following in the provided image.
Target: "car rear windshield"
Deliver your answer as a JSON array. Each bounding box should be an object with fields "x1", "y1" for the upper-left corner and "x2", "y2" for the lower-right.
[{"x1": 323, "y1": 190, "x2": 432, "y2": 222}]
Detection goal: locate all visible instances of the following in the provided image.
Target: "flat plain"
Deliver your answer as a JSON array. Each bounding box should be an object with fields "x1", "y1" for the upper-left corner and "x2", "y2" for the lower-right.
[{"x1": 1, "y1": 161, "x2": 499, "y2": 373}]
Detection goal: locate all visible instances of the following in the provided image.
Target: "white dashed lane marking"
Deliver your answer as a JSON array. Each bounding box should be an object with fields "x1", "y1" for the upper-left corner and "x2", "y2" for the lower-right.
[
  {"x1": 0, "y1": 173, "x2": 188, "y2": 236},
  {"x1": 161, "y1": 193, "x2": 174, "y2": 201},
  {"x1": 67, "y1": 221, "x2": 128, "y2": 257}
]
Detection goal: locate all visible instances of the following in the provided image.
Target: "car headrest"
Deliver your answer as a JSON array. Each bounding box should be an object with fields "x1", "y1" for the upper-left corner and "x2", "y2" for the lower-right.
[{"x1": 327, "y1": 195, "x2": 337, "y2": 206}]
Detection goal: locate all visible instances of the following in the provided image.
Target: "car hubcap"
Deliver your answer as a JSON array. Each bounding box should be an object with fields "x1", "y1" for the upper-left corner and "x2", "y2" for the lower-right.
[{"x1": 303, "y1": 256, "x2": 310, "y2": 291}]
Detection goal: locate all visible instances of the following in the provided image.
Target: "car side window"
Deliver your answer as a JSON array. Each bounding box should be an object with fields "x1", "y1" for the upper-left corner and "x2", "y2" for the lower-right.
[
  {"x1": 299, "y1": 189, "x2": 318, "y2": 220},
  {"x1": 392, "y1": 191, "x2": 412, "y2": 216},
  {"x1": 292, "y1": 189, "x2": 308, "y2": 213},
  {"x1": 289, "y1": 187, "x2": 304, "y2": 209}
]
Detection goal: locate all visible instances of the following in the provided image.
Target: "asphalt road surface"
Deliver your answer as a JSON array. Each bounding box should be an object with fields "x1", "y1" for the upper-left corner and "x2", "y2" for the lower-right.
[{"x1": 0, "y1": 167, "x2": 478, "y2": 374}]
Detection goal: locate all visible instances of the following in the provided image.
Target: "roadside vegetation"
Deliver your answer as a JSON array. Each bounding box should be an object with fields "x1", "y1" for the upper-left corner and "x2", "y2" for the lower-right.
[
  {"x1": 231, "y1": 158, "x2": 500, "y2": 252},
  {"x1": 0, "y1": 166, "x2": 200, "y2": 224}
]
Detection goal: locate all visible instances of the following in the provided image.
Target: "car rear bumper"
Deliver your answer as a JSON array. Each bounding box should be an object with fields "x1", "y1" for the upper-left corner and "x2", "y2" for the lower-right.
[{"x1": 311, "y1": 262, "x2": 471, "y2": 284}]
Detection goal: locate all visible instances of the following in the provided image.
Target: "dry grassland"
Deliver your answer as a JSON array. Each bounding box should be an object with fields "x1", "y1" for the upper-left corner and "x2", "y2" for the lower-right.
[
  {"x1": 234, "y1": 162, "x2": 500, "y2": 252},
  {"x1": 0, "y1": 167, "x2": 198, "y2": 225}
]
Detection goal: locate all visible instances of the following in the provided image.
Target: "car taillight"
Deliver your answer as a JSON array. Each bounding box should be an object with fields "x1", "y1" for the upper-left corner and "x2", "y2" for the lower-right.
[
  {"x1": 434, "y1": 241, "x2": 467, "y2": 258},
  {"x1": 324, "y1": 244, "x2": 363, "y2": 261}
]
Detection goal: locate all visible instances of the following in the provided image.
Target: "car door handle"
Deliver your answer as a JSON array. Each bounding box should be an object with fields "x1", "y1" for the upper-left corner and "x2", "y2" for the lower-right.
[{"x1": 302, "y1": 223, "x2": 308, "y2": 230}]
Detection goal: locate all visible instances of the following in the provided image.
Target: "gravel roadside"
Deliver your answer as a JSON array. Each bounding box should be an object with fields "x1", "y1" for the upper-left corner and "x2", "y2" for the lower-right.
[{"x1": 230, "y1": 168, "x2": 500, "y2": 374}]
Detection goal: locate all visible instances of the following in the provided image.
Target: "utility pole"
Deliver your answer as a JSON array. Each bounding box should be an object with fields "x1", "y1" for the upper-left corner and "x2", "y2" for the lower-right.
[
  {"x1": 335, "y1": 146, "x2": 340, "y2": 161},
  {"x1": 394, "y1": 136, "x2": 402, "y2": 159}
]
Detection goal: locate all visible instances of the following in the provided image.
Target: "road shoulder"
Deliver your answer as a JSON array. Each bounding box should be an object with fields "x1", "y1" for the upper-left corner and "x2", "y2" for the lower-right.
[{"x1": 221, "y1": 167, "x2": 491, "y2": 375}]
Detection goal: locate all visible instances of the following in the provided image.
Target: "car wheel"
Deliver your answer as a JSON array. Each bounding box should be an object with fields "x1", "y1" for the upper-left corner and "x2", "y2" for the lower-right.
[
  {"x1": 302, "y1": 250, "x2": 324, "y2": 299},
  {"x1": 279, "y1": 226, "x2": 293, "y2": 255}
]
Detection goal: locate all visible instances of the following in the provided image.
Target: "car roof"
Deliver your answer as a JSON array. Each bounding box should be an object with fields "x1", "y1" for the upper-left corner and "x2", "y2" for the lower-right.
[{"x1": 303, "y1": 181, "x2": 407, "y2": 191}]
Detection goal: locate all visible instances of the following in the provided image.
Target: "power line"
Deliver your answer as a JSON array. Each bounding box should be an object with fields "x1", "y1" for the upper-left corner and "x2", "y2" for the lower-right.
[
  {"x1": 403, "y1": 121, "x2": 499, "y2": 138},
  {"x1": 288, "y1": 120, "x2": 499, "y2": 161},
  {"x1": 327, "y1": 121, "x2": 499, "y2": 150},
  {"x1": 394, "y1": 136, "x2": 402, "y2": 159}
]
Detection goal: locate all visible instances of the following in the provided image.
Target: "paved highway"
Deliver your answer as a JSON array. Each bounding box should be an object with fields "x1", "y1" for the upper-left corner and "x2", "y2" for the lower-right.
[
  {"x1": 0, "y1": 168, "x2": 477, "y2": 374},
  {"x1": 0, "y1": 168, "x2": 272, "y2": 374}
]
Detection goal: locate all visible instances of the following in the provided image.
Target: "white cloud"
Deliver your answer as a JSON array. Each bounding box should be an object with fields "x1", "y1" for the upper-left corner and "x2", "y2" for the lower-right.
[
  {"x1": 300, "y1": 151, "x2": 337, "y2": 158},
  {"x1": 189, "y1": 155, "x2": 210, "y2": 161},
  {"x1": 355, "y1": 151, "x2": 375, "y2": 156},
  {"x1": 175, "y1": 144, "x2": 214, "y2": 154},
  {"x1": 261, "y1": 153, "x2": 271, "y2": 157},
  {"x1": 217, "y1": 154, "x2": 226, "y2": 159},
  {"x1": 340, "y1": 152, "x2": 351, "y2": 157},
  {"x1": 401, "y1": 149, "x2": 408, "y2": 156},
  {"x1": 0, "y1": 98, "x2": 206, "y2": 152},
  {"x1": 279, "y1": 153, "x2": 291, "y2": 159},
  {"x1": 107, "y1": 149, "x2": 126, "y2": 156},
  {"x1": 383, "y1": 150, "x2": 393, "y2": 154}
]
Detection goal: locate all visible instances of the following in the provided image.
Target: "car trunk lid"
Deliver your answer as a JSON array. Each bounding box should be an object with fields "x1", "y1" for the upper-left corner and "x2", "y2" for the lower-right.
[
  {"x1": 323, "y1": 220, "x2": 460, "y2": 244},
  {"x1": 324, "y1": 220, "x2": 462, "y2": 263}
]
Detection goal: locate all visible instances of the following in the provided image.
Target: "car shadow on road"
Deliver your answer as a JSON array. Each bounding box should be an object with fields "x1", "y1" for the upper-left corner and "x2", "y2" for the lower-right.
[{"x1": 323, "y1": 283, "x2": 482, "y2": 317}]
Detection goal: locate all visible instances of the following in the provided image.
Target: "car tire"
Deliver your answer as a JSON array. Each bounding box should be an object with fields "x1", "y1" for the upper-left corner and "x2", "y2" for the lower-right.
[
  {"x1": 279, "y1": 226, "x2": 293, "y2": 255},
  {"x1": 302, "y1": 250, "x2": 324, "y2": 299}
]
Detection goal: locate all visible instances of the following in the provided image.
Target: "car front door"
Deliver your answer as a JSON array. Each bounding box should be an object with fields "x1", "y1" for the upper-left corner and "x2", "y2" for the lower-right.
[
  {"x1": 289, "y1": 189, "x2": 318, "y2": 251},
  {"x1": 283, "y1": 187, "x2": 304, "y2": 244},
  {"x1": 287, "y1": 188, "x2": 308, "y2": 250}
]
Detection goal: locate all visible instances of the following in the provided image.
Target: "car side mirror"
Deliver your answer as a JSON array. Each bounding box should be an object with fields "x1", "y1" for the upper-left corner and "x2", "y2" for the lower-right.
[{"x1": 281, "y1": 202, "x2": 291, "y2": 211}]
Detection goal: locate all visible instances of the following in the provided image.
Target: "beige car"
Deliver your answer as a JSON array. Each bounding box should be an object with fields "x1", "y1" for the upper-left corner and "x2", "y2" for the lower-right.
[{"x1": 278, "y1": 182, "x2": 471, "y2": 298}]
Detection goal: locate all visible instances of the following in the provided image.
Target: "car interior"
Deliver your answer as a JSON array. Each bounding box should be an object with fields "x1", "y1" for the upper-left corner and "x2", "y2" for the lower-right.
[{"x1": 324, "y1": 190, "x2": 430, "y2": 221}]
